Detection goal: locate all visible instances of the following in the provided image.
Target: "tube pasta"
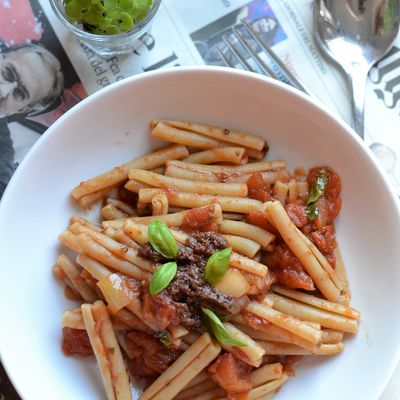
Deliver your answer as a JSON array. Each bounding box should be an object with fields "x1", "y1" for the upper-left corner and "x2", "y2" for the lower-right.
[
  {"x1": 78, "y1": 185, "x2": 118, "y2": 208},
  {"x1": 222, "y1": 234, "x2": 261, "y2": 258},
  {"x1": 287, "y1": 179, "x2": 298, "y2": 202},
  {"x1": 140, "y1": 333, "x2": 212, "y2": 400},
  {"x1": 263, "y1": 201, "x2": 340, "y2": 302},
  {"x1": 70, "y1": 216, "x2": 102, "y2": 231},
  {"x1": 151, "y1": 193, "x2": 169, "y2": 215},
  {"x1": 272, "y1": 180, "x2": 288, "y2": 206},
  {"x1": 272, "y1": 286, "x2": 360, "y2": 319},
  {"x1": 154, "y1": 119, "x2": 266, "y2": 151},
  {"x1": 129, "y1": 204, "x2": 223, "y2": 227},
  {"x1": 124, "y1": 179, "x2": 151, "y2": 193},
  {"x1": 245, "y1": 302, "x2": 322, "y2": 345},
  {"x1": 104, "y1": 228, "x2": 140, "y2": 249},
  {"x1": 183, "y1": 147, "x2": 246, "y2": 164},
  {"x1": 72, "y1": 144, "x2": 188, "y2": 200},
  {"x1": 166, "y1": 160, "x2": 285, "y2": 174},
  {"x1": 129, "y1": 169, "x2": 248, "y2": 197},
  {"x1": 106, "y1": 198, "x2": 136, "y2": 215},
  {"x1": 79, "y1": 226, "x2": 155, "y2": 273},
  {"x1": 138, "y1": 188, "x2": 262, "y2": 213},
  {"x1": 58, "y1": 230, "x2": 81, "y2": 253},
  {"x1": 257, "y1": 341, "x2": 344, "y2": 356},
  {"x1": 165, "y1": 164, "x2": 219, "y2": 183},
  {"x1": 231, "y1": 321, "x2": 317, "y2": 351},
  {"x1": 77, "y1": 233, "x2": 147, "y2": 280},
  {"x1": 56, "y1": 254, "x2": 97, "y2": 303},
  {"x1": 222, "y1": 323, "x2": 265, "y2": 364},
  {"x1": 101, "y1": 204, "x2": 128, "y2": 220},
  {"x1": 266, "y1": 293, "x2": 358, "y2": 334},
  {"x1": 57, "y1": 119, "x2": 360, "y2": 400},
  {"x1": 219, "y1": 220, "x2": 275, "y2": 249}
]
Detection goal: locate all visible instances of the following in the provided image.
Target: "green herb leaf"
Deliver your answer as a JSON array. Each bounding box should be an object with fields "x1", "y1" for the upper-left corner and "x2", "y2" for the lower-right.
[
  {"x1": 306, "y1": 168, "x2": 328, "y2": 221},
  {"x1": 148, "y1": 220, "x2": 178, "y2": 259},
  {"x1": 202, "y1": 308, "x2": 247, "y2": 347},
  {"x1": 204, "y1": 247, "x2": 232, "y2": 285},
  {"x1": 64, "y1": 0, "x2": 153, "y2": 34},
  {"x1": 149, "y1": 261, "x2": 177, "y2": 295},
  {"x1": 155, "y1": 331, "x2": 171, "y2": 345},
  {"x1": 306, "y1": 202, "x2": 318, "y2": 221},
  {"x1": 307, "y1": 169, "x2": 328, "y2": 205}
]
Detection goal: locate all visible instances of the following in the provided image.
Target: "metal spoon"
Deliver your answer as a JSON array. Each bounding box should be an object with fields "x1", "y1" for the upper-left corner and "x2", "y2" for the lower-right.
[{"x1": 314, "y1": 0, "x2": 400, "y2": 139}]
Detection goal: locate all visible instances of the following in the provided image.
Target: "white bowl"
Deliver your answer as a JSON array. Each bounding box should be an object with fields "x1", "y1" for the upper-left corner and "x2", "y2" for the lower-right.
[{"x1": 0, "y1": 66, "x2": 399, "y2": 400}]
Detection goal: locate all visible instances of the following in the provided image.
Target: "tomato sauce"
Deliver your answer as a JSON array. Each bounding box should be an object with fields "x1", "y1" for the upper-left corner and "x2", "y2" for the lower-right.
[
  {"x1": 264, "y1": 244, "x2": 315, "y2": 291},
  {"x1": 246, "y1": 209, "x2": 276, "y2": 233},
  {"x1": 182, "y1": 205, "x2": 218, "y2": 232},
  {"x1": 142, "y1": 292, "x2": 178, "y2": 331},
  {"x1": 208, "y1": 353, "x2": 252, "y2": 396},
  {"x1": 62, "y1": 327, "x2": 93, "y2": 357},
  {"x1": 285, "y1": 202, "x2": 308, "y2": 228},
  {"x1": 125, "y1": 330, "x2": 182, "y2": 381},
  {"x1": 306, "y1": 167, "x2": 342, "y2": 228},
  {"x1": 247, "y1": 172, "x2": 272, "y2": 202}
]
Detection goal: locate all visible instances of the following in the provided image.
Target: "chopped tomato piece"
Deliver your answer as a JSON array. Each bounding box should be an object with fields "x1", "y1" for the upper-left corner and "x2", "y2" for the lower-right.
[
  {"x1": 62, "y1": 327, "x2": 93, "y2": 357},
  {"x1": 125, "y1": 330, "x2": 182, "y2": 381},
  {"x1": 285, "y1": 202, "x2": 308, "y2": 228},
  {"x1": 242, "y1": 311, "x2": 274, "y2": 331},
  {"x1": 264, "y1": 244, "x2": 314, "y2": 291},
  {"x1": 246, "y1": 209, "x2": 276, "y2": 233},
  {"x1": 247, "y1": 172, "x2": 271, "y2": 202},
  {"x1": 309, "y1": 224, "x2": 336, "y2": 254},
  {"x1": 182, "y1": 205, "x2": 217, "y2": 231},
  {"x1": 209, "y1": 353, "x2": 252, "y2": 394},
  {"x1": 142, "y1": 292, "x2": 178, "y2": 331}
]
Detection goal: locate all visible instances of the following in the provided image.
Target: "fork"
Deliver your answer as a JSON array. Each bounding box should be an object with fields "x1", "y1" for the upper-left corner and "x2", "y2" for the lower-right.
[{"x1": 216, "y1": 19, "x2": 310, "y2": 95}]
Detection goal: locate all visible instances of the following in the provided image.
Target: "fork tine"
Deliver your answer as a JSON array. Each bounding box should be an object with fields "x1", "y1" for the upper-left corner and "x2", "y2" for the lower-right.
[
  {"x1": 222, "y1": 35, "x2": 257, "y2": 73},
  {"x1": 215, "y1": 45, "x2": 235, "y2": 68},
  {"x1": 242, "y1": 19, "x2": 310, "y2": 94},
  {"x1": 232, "y1": 26, "x2": 279, "y2": 79}
]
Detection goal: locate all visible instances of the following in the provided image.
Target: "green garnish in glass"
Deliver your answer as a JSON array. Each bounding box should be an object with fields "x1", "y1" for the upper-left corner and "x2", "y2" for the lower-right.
[{"x1": 64, "y1": 0, "x2": 153, "y2": 35}]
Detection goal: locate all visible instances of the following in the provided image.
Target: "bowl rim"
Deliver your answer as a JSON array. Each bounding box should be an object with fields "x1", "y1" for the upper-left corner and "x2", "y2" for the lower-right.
[{"x1": 1, "y1": 65, "x2": 399, "y2": 399}]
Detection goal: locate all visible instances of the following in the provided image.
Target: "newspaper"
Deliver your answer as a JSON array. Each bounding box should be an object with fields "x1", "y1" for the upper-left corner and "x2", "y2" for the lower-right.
[
  {"x1": 0, "y1": 1, "x2": 399, "y2": 398},
  {"x1": 0, "y1": 0, "x2": 399, "y2": 197}
]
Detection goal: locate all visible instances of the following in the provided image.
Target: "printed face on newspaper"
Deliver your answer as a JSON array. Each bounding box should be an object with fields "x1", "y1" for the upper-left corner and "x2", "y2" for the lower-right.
[{"x1": 0, "y1": 0, "x2": 87, "y2": 197}]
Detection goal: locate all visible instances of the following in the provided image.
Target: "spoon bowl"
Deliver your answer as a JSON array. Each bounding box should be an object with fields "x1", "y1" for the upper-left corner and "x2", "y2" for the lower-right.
[{"x1": 314, "y1": 0, "x2": 400, "y2": 138}]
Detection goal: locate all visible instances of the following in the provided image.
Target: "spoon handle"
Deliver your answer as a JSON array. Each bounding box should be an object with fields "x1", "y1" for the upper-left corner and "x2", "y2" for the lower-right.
[{"x1": 348, "y1": 65, "x2": 369, "y2": 140}]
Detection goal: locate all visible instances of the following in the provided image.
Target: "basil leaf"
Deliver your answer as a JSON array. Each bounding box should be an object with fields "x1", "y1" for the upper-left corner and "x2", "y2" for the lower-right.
[
  {"x1": 148, "y1": 220, "x2": 178, "y2": 259},
  {"x1": 306, "y1": 202, "x2": 318, "y2": 221},
  {"x1": 307, "y1": 168, "x2": 328, "y2": 205},
  {"x1": 306, "y1": 168, "x2": 328, "y2": 221},
  {"x1": 204, "y1": 247, "x2": 232, "y2": 285},
  {"x1": 202, "y1": 308, "x2": 247, "y2": 347},
  {"x1": 149, "y1": 261, "x2": 177, "y2": 295},
  {"x1": 155, "y1": 331, "x2": 171, "y2": 345}
]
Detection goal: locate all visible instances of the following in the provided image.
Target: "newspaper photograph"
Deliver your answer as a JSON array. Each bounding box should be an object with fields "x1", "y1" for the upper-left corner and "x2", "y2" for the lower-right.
[{"x1": 0, "y1": 0, "x2": 87, "y2": 195}]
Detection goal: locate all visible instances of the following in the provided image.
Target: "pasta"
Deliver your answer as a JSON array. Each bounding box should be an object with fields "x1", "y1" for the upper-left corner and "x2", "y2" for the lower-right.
[{"x1": 55, "y1": 119, "x2": 360, "y2": 400}]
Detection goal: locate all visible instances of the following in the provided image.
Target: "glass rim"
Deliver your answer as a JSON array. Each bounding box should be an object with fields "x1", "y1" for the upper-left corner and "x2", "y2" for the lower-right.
[{"x1": 49, "y1": 0, "x2": 161, "y2": 41}]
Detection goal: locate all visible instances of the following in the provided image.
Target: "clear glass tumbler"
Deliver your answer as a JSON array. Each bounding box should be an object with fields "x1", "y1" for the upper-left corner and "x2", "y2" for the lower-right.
[{"x1": 50, "y1": 0, "x2": 161, "y2": 58}]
